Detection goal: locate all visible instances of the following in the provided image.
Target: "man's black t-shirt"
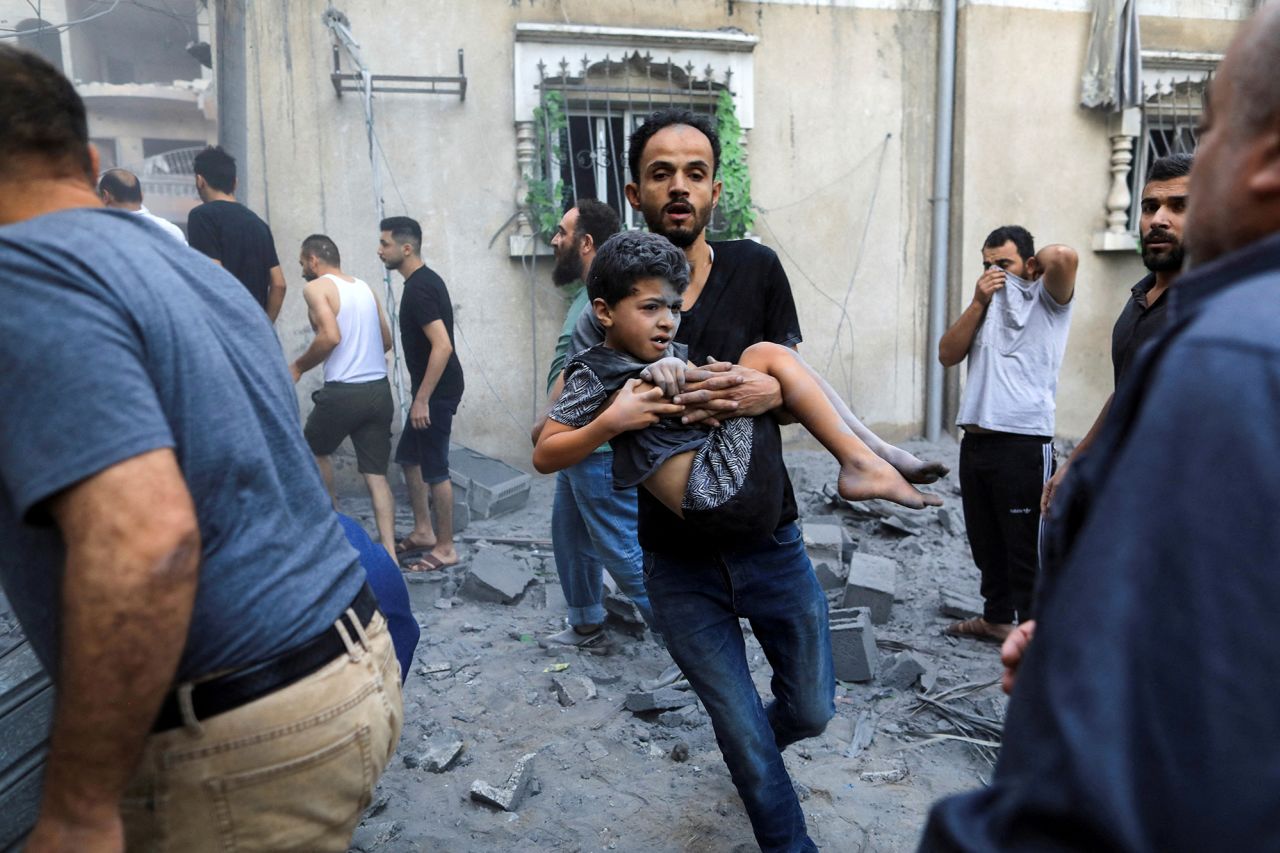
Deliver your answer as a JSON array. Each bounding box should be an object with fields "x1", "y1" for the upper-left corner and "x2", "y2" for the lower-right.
[
  {"x1": 187, "y1": 200, "x2": 280, "y2": 309},
  {"x1": 638, "y1": 239, "x2": 803, "y2": 555},
  {"x1": 1110, "y1": 273, "x2": 1170, "y2": 386},
  {"x1": 399, "y1": 265, "x2": 464, "y2": 402}
]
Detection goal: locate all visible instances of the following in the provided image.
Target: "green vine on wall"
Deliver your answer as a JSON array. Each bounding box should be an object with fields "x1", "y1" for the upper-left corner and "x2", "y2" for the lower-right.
[
  {"x1": 709, "y1": 89, "x2": 755, "y2": 241},
  {"x1": 526, "y1": 91, "x2": 567, "y2": 245}
]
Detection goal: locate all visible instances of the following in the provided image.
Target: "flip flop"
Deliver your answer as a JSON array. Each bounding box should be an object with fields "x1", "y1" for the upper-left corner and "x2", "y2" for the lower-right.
[
  {"x1": 943, "y1": 617, "x2": 1011, "y2": 644},
  {"x1": 395, "y1": 537, "x2": 435, "y2": 559},
  {"x1": 403, "y1": 553, "x2": 461, "y2": 573}
]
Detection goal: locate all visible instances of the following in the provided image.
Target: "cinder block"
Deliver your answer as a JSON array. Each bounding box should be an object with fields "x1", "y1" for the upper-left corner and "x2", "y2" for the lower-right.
[
  {"x1": 829, "y1": 608, "x2": 877, "y2": 683},
  {"x1": 842, "y1": 553, "x2": 897, "y2": 624},
  {"x1": 804, "y1": 517, "x2": 853, "y2": 591},
  {"x1": 449, "y1": 444, "x2": 531, "y2": 519}
]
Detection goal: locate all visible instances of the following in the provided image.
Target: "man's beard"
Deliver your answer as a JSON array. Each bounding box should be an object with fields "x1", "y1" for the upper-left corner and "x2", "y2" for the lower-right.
[
  {"x1": 1141, "y1": 229, "x2": 1186, "y2": 273},
  {"x1": 552, "y1": 244, "x2": 584, "y2": 285},
  {"x1": 643, "y1": 201, "x2": 711, "y2": 249},
  {"x1": 302, "y1": 269, "x2": 318, "y2": 281},
  {"x1": 381, "y1": 257, "x2": 402, "y2": 272}
]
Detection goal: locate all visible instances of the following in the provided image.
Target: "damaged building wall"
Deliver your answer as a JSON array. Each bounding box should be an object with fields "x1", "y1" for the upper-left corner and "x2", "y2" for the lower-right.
[{"x1": 236, "y1": 0, "x2": 942, "y2": 471}]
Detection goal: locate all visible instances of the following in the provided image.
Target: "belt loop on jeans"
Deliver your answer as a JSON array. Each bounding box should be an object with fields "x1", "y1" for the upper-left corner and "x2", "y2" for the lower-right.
[
  {"x1": 177, "y1": 683, "x2": 203, "y2": 736},
  {"x1": 347, "y1": 606, "x2": 372, "y2": 653},
  {"x1": 335, "y1": 618, "x2": 362, "y2": 663}
]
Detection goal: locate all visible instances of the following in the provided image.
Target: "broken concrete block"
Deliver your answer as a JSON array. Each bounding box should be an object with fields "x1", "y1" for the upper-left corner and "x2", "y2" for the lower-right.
[
  {"x1": 551, "y1": 674, "x2": 597, "y2": 707},
  {"x1": 421, "y1": 730, "x2": 465, "y2": 772},
  {"x1": 842, "y1": 554, "x2": 897, "y2": 624},
  {"x1": 469, "y1": 752, "x2": 537, "y2": 812},
  {"x1": 939, "y1": 587, "x2": 984, "y2": 621},
  {"x1": 829, "y1": 608, "x2": 877, "y2": 682},
  {"x1": 624, "y1": 687, "x2": 698, "y2": 713},
  {"x1": 804, "y1": 517, "x2": 853, "y2": 591},
  {"x1": 603, "y1": 593, "x2": 647, "y2": 638},
  {"x1": 878, "y1": 516, "x2": 916, "y2": 537},
  {"x1": 879, "y1": 652, "x2": 932, "y2": 691},
  {"x1": 658, "y1": 704, "x2": 703, "y2": 729},
  {"x1": 936, "y1": 507, "x2": 964, "y2": 537},
  {"x1": 459, "y1": 555, "x2": 534, "y2": 605}
]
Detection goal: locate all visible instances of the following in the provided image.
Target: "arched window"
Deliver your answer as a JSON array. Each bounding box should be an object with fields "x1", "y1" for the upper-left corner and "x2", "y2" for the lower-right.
[{"x1": 15, "y1": 19, "x2": 64, "y2": 72}]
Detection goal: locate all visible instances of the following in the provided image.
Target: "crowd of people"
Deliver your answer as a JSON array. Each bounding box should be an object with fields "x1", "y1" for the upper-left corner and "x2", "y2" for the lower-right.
[{"x1": 1, "y1": 4, "x2": 1279, "y2": 849}]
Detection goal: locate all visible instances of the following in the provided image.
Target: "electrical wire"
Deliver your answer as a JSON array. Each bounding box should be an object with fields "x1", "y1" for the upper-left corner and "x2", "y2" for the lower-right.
[{"x1": 0, "y1": 0, "x2": 120, "y2": 40}]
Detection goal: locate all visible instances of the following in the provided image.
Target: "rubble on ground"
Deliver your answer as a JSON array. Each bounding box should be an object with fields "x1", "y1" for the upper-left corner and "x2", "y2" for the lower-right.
[{"x1": 341, "y1": 439, "x2": 1017, "y2": 851}]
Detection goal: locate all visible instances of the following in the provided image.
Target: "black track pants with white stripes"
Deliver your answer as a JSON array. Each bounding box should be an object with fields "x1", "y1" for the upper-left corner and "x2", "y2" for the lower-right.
[{"x1": 958, "y1": 431, "x2": 1055, "y2": 625}]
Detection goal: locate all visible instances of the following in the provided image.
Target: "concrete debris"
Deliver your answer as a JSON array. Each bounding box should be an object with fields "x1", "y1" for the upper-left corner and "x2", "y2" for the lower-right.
[
  {"x1": 878, "y1": 516, "x2": 917, "y2": 537},
  {"x1": 459, "y1": 554, "x2": 535, "y2": 605},
  {"x1": 551, "y1": 674, "x2": 598, "y2": 706},
  {"x1": 936, "y1": 507, "x2": 963, "y2": 537},
  {"x1": 419, "y1": 661, "x2": 452, "y2": 675},
  {"x1": 844, "y1": 709, "x2": 875, "y2": 756},
  {"x1": 829, "y1": 607, "x2": 877, "y2": 682},
  {"x1": 420, "y1": 730, "x2": 465, "y2": 772},
  {"x1": 670, "y1": 741, "x2": 690, "y2": 762},
  {"x1": 657, "y1": 704, "x2": 703, "y2": 728},
  {"x1": 581, "y1": 739, "x2": 610, "y2": 761},
  {"x1": 939, "y1": 587, "x2": 984, "y2": 621},
  {"x1": 804, "y1": 516, "x2": 853, "y2": 591},
  {"x1": 860, "y1": 765, "x2": 909, "y2": 784},
  {"x1": 603, "y1": 593, "x2": 645, "y2": 625},
  {"x1": 624, "y1": 687, "x2": 698, "y2": 713},
  {"x1": 842, "y1": 554, "x2": 898, "y2": 625},
  {"x1": 434, "y1": 598, "x2": 453, "y2": 610},
  {"x1": 469, "y1": 752, "x2": 537, "y2": 812},
  {"x1": 879, "y1": 652, "x2": 934, "y2": 692}
]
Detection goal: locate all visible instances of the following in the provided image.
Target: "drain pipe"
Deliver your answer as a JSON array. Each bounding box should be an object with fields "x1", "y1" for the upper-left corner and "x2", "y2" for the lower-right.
[{"x1": 925, "y1": 0, "x2": 958, "y2": 441}]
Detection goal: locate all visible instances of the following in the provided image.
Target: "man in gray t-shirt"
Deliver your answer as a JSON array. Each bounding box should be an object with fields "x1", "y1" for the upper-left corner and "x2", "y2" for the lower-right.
[
  {"x1": 0, "y1": 46, "x2": 401, "y2": 851},
  {"x1": 938, "y1": 225, "x2": 1076, "y2": 644}
]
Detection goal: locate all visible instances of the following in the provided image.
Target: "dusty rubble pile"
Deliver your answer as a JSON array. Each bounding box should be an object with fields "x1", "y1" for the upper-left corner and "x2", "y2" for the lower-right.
[{"x1": 345, "y1": 442, "x2": 1011, "y2": 852}]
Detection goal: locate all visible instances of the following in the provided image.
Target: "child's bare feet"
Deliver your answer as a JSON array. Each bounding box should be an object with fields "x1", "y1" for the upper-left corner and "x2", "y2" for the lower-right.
[
  {"x1": 838, "y1": 455, "x2": 944, "y2": 509},
  {"x1": 877, "y1": 444, "x2": 951, "y2": 484}
]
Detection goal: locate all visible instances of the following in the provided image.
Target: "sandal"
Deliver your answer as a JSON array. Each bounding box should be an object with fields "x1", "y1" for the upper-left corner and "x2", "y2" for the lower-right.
[{"x1": 944, "y1": 617, "x2": 1012, "y2": 644}]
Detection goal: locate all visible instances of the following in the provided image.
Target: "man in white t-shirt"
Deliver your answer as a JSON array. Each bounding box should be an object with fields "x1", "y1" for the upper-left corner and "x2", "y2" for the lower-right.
[
  {"x1": 97, "y1": 168, "x2": 187, "y2": 244},
  {"x1": 938, "y1": 225, "x2": 1077, "y2": 644},
  {"x1": 289, "y1": 234, "x2": 398, "y2": 557}
]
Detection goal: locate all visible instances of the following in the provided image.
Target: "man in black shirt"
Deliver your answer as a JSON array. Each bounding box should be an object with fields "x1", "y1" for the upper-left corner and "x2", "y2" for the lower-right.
[
  {"x1": 187, "y1": 146, "x2": 286, "y2": 322},
  {"x1": 378, "y1": 216, "x2": 465, "y2": 571},
  {"x1": 616, "y1": 110, "x2": 829, "y2": 853},
  {"x1": 1040, "y1": 152, "x2": 1191, "y2": 516}
]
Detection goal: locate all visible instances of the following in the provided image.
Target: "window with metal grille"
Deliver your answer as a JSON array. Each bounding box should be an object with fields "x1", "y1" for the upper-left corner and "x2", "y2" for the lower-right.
[
  {"x1": 534, "y1": 52, "x2": 734, "y2": 233},
  {"x1": 1127, "y1": 67, "x2": 1210, "y2": 231}
]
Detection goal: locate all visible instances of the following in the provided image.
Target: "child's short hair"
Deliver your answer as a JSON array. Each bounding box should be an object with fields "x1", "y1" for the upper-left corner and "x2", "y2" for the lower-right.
[{"x1": 587, "y1": 231, "x2": 690, "y2": 306}]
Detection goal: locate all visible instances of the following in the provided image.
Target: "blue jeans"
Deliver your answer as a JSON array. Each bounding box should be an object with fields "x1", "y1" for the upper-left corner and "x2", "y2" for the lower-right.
[
  {"x1": 645, "y1": 522, "x2": 835, "y2": 853},
  {"x1": 551, "y1": 452, "x2": 656, "y2": 630}
]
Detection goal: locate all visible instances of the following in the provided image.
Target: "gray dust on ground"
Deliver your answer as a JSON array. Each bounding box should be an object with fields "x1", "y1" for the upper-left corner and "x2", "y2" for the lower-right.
[{"x1": 340, "y1": 437, "x2": 1008, "y2": 853}]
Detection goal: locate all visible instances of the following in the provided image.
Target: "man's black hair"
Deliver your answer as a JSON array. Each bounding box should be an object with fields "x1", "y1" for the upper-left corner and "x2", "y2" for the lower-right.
[
  {"x1": 98, "y1": 168, "x2": 143, "y2": 204},
  {"x1": 628, "y1": 108, "x2": 721, "y2": 183},
  {"x1": 983, "y1": 225, "x2": 1036, "y2": 262},
  {"x1": 588, "y1": 231, "x2": 690, "y2": 306},
  {"x1": 573, "y1": 198, "x2": 621, "y2": 249},
  {"x1": 0, "y1": 44, "x2": 93, "y2": 182},
  {"x1": 1146, "y1": 152, "x2": 1194, "y2": 183},
  {"x1": 193, "y1": 145, "x2": 236, "y2": 193},
  {"x1": 380, "y1": 216, "x2": 422, "y2": 254},
  {"x1": 301, "y1": 234, "x2": 341, "y2": 267}
]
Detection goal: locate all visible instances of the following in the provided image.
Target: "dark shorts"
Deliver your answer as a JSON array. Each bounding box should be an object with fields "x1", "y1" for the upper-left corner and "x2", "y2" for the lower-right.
[
  {"x1": 304, "y1": 378, "x2": 394, "y2": 475},
  {"x1": 395, "y1": 397, "x2": 458, "y2": 484}
]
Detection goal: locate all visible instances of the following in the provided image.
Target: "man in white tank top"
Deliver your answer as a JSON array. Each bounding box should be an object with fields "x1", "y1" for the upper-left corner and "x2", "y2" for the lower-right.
[{"x1": 290, "y1": 234, "x2": 397, "y2": 557}]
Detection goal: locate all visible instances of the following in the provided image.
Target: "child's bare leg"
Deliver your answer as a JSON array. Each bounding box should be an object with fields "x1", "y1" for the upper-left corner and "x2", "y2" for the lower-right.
[
  {"x1": 739, "y1": 343, "x2": 942, "y2": 509},
  {"x1": 791, "y1": 351, "x2": 948, "y2": 483}
]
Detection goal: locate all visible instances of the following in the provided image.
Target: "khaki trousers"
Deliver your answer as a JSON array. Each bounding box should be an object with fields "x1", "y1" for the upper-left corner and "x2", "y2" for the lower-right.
[{"x1": 121, "y1": 610, "x2": 403, "y2": 852}]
